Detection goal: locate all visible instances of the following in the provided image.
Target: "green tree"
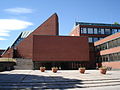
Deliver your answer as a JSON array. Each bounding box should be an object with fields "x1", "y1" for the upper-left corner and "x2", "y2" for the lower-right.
[{"x1": 114, "y1": 22, "x2": 119, "y2": 25}]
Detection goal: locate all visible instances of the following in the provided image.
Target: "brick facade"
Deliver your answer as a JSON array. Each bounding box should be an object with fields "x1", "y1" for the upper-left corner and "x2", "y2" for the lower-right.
[
  {"x1": 14, "y1": 13, "x2": 58, "y2": 58},
  {"x1": 1, "y1": 48, "x2": 13, "y2": 58},
  {"x1": 33, "y1": 35, "x2": 89, "y2": 62}
]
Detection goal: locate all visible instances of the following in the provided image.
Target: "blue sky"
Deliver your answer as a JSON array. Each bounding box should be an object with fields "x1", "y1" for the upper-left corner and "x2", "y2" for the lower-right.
[{"x1": 0, "y1": 0, "x2": 120, "y2": 49}]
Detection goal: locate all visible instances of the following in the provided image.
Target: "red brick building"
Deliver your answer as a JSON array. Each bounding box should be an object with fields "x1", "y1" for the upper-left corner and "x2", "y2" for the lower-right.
[
  {"x1": 2, "y1": 14, "x2": 120, "y2": 70},
  {"x1": 2, "y1": 13, "x2": 90, "y2": 69},
  {"x1": 70, "y1": 22, "x2": 120, "y2": 67},
  {"x1": 33, "y1": 35, "x2": 89, "y2": 69},
  {"x1": 94, "y1": 32, "x2": 120, "y2": 69}
]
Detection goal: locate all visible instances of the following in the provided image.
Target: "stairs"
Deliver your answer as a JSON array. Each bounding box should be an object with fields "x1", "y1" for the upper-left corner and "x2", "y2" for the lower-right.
[
  {"x1": 0, "y1": 70, "x2": 120, "y2": 89},
  {"x1": 0, "y1": 78, "x2": 120, "y2": 89}
]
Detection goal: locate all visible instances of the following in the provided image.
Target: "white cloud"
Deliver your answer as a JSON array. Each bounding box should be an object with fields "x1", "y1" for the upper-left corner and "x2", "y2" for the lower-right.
[
  {"x1": 0, "y1": 19, "x2": 33, "y2": 40},
  {"x1": 0, "y1": 32, "x2": 9, "y2": 36},
  {"x1": 4, "y1": 7, "x2": 33, "y2": 14},
  {"x1": 0, "y1": 37, "x2": 7, "y2": 40}
]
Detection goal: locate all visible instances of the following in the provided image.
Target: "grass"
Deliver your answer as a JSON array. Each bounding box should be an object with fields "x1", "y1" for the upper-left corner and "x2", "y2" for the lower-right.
[{"x1": 0, "y1": 58, "x2": 16, "y2": 62}]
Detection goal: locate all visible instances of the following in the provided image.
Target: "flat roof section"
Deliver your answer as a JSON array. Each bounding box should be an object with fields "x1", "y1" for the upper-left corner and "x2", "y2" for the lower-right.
[{"x1": 76, "y1": 22, "x2": 120, "y2": 27}]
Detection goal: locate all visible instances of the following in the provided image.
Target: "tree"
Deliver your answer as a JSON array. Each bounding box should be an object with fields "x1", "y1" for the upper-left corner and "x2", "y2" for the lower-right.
[{"x1": 114, "y1": 22, "x2": 119, "y2": 25}]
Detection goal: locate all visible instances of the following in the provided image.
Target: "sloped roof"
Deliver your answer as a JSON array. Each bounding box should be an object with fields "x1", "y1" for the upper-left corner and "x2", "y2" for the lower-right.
[
  {"x1": 21, "y1": 31, "x2": 33, "y2": 38},
  {"x1": 11, "y1": 31, "x2": 32, "y2": 47}
]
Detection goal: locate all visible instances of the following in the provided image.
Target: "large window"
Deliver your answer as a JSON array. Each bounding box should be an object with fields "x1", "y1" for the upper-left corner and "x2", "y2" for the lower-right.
[
  {"x1": 93, "y1": 37, "x2": 99, "y2": 42},
  {"x1": 118, "y1": 38, "x2": 120, "y2": 46},
  {"x1": 105, "y1": 29, "x2": 111, "y2": 35},
  {"x1": 118, "y1": 53, "x2": 120, "y2": 60},
  {"x1": 118, "y1": 29, "x2": 120, "y2": 32},
  {"x1": 80, "y1": 27, "x2": 120, "y2": 35},
  {"x1": 81, "y1": 28, "x2": 87, "y2": 34},
  {"x1": 96, "y1": 37, "x2": 120, "y2": 51},
  {"x1": 88, "y1": 37, "x2": 93, "y2": 42},
  {"x1": 97, "y1": 28, "x2": 101, "y2": 34},
  {"x1": 94, "y1": 28, "x2": 98, "y2": 34},
  {"x1": 101, "y1": 28, "x2": 105, "y2": 34},
  {"x1": 112, "y1": 29, "x2": 118, "y2": 34},
  {"x1": 88, "y1": 28, "x2": 93, "y2": 34},
  {"x1": 100, "y1": 52, "x2": 120, "y2": 62},
  {"x1": 89, "y1": 37, "x2": 104, "y2": 43}
]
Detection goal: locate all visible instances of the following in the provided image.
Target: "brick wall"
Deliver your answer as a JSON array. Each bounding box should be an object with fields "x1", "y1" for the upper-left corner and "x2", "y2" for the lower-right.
[
  {"x1": 1, "y1": 48, "x2": 13, "y2": 58},
  {"x1": 69, "y1": 25, "x2": 80, "y2": 36},
  {"x1": 15, "y1": 13, "x2": 59, "y2": 58},
  {"x1": 33, "y1": 35, "x2": 89, "y2": 62},
  {"x1": 102, "y1": 61, "x2": 120, "y2": 69}
]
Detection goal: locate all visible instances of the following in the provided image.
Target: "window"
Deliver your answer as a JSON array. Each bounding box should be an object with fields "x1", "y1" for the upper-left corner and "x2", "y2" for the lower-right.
[
  {"x1": 95, "y1": 46, "x2": 101, "y2": 51},
  {"x1": 108, "y1": 40, "x2": 114, "y2": 48},
  {"x1": 118, "y1": 38, "x2": 120, "y2": 46},
  {"x1": 81, "y1": 28, "x2": 87, "y2": 34},
  {"x1": 109, "y1": 54, "x2": 113, "y2": 61},
  {"x1": 100, "y1": 53, "x2": 120, "y2": 62},
  {"x1": 113, "y1": 39, "x2": 118, "y2": 47},
  {"x1": 98, "y1": 28, "x2": 101, "y2": 34},
  {"x1": 88, "y1": 37, "x2": 93, "y2": 42},
  {"x1": 99, "y1": 37, "x2": 104, "y2": 40},
  {"x1": 101, "y1": 28, "x2": 105, "y2": 34},
  {"x1": 93, "y1": 37, "x2": 99, "y2": 42},
  {"x1": 118, "y1": 53, "x2": 120, "y2": 60},
  {"x1": 94, "y1": 28, "x2": 98, "y2": 34},
  {"x1": 105, "y1": 29, "x2": 111, "y2": 35},
  {"x1": 88, "y1": 28, "x2": 93, "y2": 34},
  {"x1": 113, "y1": 53, "x2": 118, "y2": 61},
  {"x1": 108, "y1": 39, "x2": 120, "y2": 48},
  {"x1": 112, "y1": 29, "x2": 118, "y2": 34},
  {"x1": 118, "y1": 29, "x2": 120, "y2": 32}
]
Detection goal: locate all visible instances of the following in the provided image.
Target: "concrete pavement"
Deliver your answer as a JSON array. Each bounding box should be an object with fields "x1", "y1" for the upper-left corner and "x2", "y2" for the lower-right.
[{"x1": 0, "y1": 70, "x2": 120, "y2": 90}]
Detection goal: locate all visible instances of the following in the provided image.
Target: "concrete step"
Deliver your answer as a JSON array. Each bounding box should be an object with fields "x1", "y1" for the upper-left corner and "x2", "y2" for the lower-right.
[{"x1": 0, "y1": 78, "x2": 120, "y2": 89}]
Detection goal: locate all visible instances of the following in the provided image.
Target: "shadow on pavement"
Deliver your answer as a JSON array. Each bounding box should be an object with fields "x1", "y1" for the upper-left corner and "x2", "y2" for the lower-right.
[{"x1": 0, "y1": 72, "x2": 83, "y2": 90}]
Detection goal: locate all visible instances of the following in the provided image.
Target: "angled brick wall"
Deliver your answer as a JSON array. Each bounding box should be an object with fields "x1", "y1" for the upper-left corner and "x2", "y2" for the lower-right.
[
  {"x1": 1, "y1": 48, "x2": 13, "y2": 58},
  {"x1": 69, "y1": 25, "x2": 80, "y2": 36},
  {"x1": 15, "y1": 13, "x2": 59, "y2": 58}
]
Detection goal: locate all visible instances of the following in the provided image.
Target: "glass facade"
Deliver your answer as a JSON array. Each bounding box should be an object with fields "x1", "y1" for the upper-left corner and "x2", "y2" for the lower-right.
[
  {"x1": 95, "y1": 37, "x2": 120, "y2": 51},
  {"x1": 88, "y1": 37, "x2": 93, "y2": 42},
  {"x1": 80, "y1": 27, "x2": 120, "y2": 35},
  {"x1": 118, "y1": 29, "x2": 120, "y2": 32},
  {"x1": 101, "y1": 28, "x2": 105, "y2": 34},
  {"x1": 105, "y1": 29, "x2": 111, "y2": 35},
  {"x1": 94, "y1": 28, "x2": 98, "y2": 34},
  {"x1": 88, "y1": 28, "x2": 93, "y2": 34},
  {"x1": 81, "y1": 28, "x2": 87, "y2": 34},
  {"x1": 88, "y1": 37, "x2": 104, "y2": 43},
  {"x1": 95, "y1": 37, "x2": 120, "y2": 62},
  {"x1": 97, "y1": 52, "x2": 120, "y2": 62},
  {"x1": 112, "y1": 29, "x2": 117, "y2": 34}
]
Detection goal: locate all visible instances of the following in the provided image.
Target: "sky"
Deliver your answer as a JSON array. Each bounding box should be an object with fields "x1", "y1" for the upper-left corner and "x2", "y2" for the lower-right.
[{"x1": 0, "y1": 0, "x2": 120, "y2": 49}]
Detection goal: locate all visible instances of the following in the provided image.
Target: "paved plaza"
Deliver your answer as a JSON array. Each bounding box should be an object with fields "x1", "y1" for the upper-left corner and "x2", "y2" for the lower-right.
[{"x1": 0, "y1": 70, "x2": 120, "y2": 90}]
